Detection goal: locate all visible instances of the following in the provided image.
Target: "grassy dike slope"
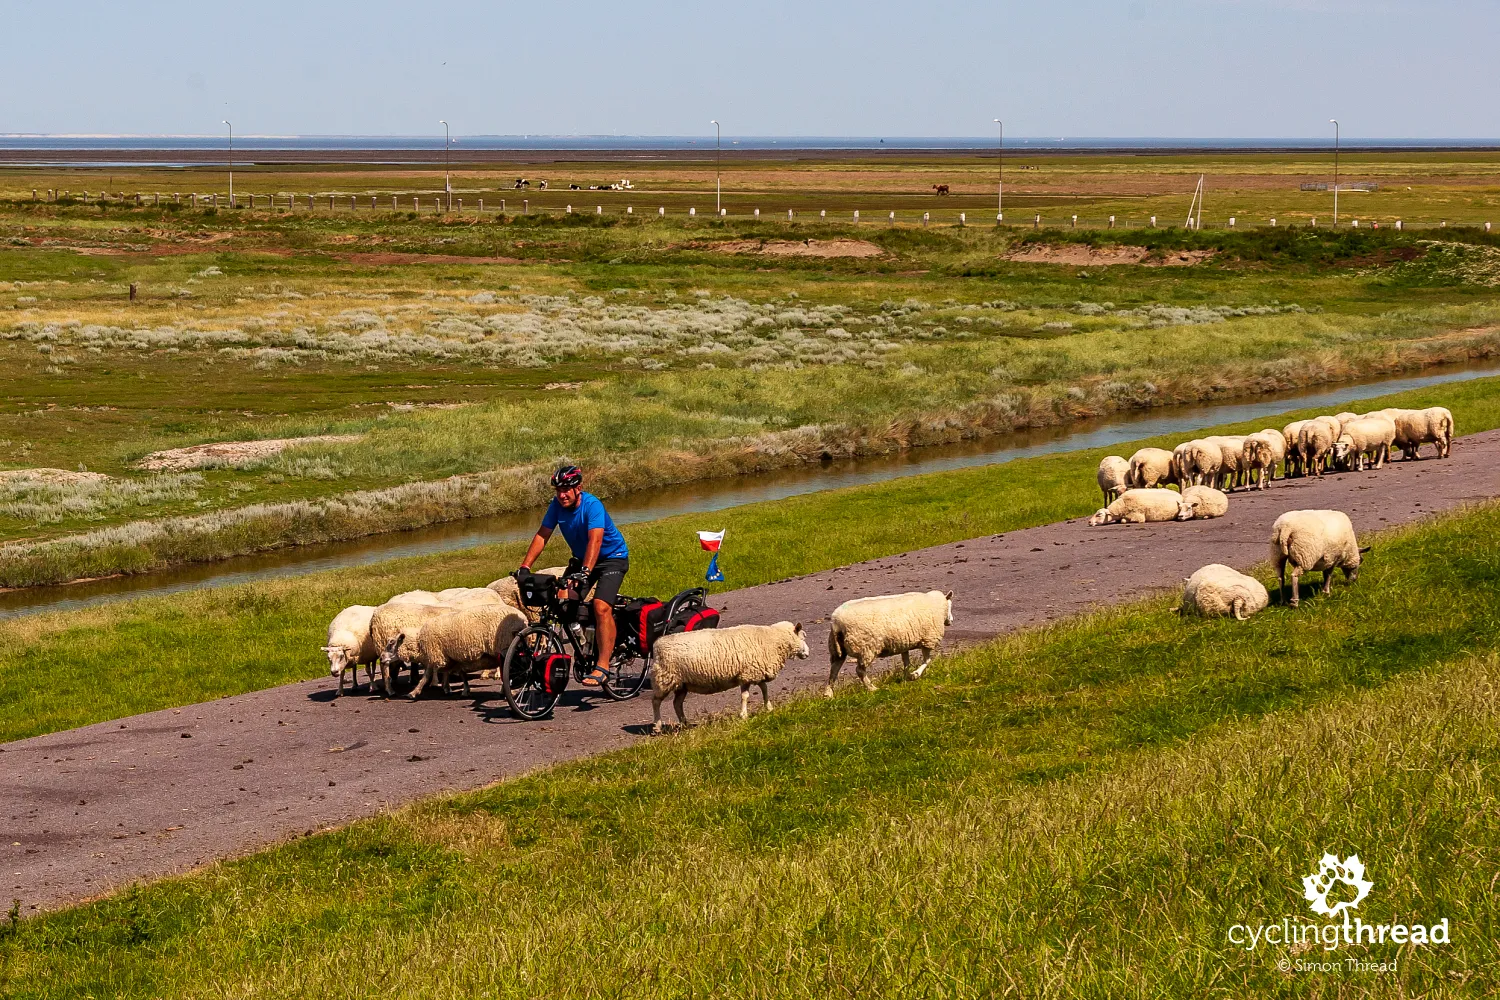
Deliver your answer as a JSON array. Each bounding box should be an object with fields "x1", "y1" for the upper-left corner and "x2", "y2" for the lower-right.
[
  {"x1": 2, "y1": 375, "x2": 1500, "y2": 743},
  {"x1": 6, "y1": 499, "x2": 1499, "y2": 996}
]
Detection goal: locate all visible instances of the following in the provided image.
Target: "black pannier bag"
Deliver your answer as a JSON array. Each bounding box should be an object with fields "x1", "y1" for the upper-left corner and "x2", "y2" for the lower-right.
[
  {"x1": 615, "y1": 596, "x2": 666, "y2": 656},
  {"x1": 665, "y1": 587, "x2": 719, "y2": 636},
  {"x1": 678, "y1": 607, "x2": 720, "y2": 632},
  {"x1": 517, "y1": 571, "x2": 557, "y2": 608}
]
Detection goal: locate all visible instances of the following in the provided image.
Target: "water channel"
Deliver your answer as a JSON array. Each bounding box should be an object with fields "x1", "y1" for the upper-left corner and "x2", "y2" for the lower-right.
[{"x1": 2, "y1": 363, "x2": 1495, "y2": 620}]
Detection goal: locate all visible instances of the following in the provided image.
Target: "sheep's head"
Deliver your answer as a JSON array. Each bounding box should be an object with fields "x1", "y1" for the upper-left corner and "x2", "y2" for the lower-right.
[
  {"x1": 1174, "y1": 499, "x2": 1195, "y2": 521},
  {"x1": 1088, "y1": 508, "x2": 1113, "y2": 527},
  {"x1": 322, "y1": 644, "x2": 349, "y2": 677},
  {"x1": 943, "y1": 591, "x2": 954, "y2": 625},
  {"x1": 784, "y1": 622, "x2": 810, "y2": 660},
  {"x1": 1332, "y1": 435, "x2": 1354, "y2": 465},
  {"x1": 379, "y1": 633, "x2": 408, "y2": 672}
]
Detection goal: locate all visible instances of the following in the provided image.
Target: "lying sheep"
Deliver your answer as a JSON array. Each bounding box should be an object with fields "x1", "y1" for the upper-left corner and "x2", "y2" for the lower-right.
[
  {"x1": 1332, "y1": 414, "x2": 1396, "y2": 471},
  {"x1": 1180, "y1": 485, "x2": 1228, "y2": 519},
  {"x1": 323, "y1": 605, "x2": 379, "y2": 695},
  {"x1": 435, "y1": 586, "x2": 505, "y2": 607},
  {"x1": 1097, "y1": 456, "x2": 1131, "y2": 504},
  {"x1": 388, "y1": 589, "x2": 443, "y2": 606},
  {"x1": 650, "y1": 622, "x2": 810, "y2": 733},
  {"x1": 371, "y1": 600, "x2": 457, "y2": 695},
  {"x1": 403, "y1": 603, "x2": 528, "y2": 699},
  {"x1": 1205, "y1": 435, "x2": 1248, "y2": 491},
  {"x1": 826, "y1": 590, "x2": 953, "y2": 697},
  {"x1": 1089, "y1": 488, "x2": 1193, "y2": 526},
  {"x1": 1242, "y1": 430, "x2": 1286, "y2": 490},
  {"x1": 1126, "y1": 447, "x2": 1177, "y2": 489},
  {"x1": 1173, "y1": 439, "x2": 1222, "y2": 487},
  {"x1": 1179, "y1": 564, "x2": 1269, "y2": 620},
  {"x1": 1282, "y1": 420, "x2": 1310, "y2": 477},
  {"x1": 1297, "y1": 417, "x2": 1341, "y2": 477},
  {"x1": 1268, "y1": 509, "x2": 1364, "y2": 607}
]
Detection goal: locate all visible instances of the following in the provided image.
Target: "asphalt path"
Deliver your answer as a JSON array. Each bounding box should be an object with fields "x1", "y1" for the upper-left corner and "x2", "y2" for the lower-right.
[{"x1": 5, "y1": 431, "x2": 1499, "y2": 913}]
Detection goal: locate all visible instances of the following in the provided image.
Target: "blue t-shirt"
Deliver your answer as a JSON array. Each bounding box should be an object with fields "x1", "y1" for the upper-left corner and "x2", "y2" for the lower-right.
[{"x1": 541, "y1": 491, "x2": 629, "y2": 562}]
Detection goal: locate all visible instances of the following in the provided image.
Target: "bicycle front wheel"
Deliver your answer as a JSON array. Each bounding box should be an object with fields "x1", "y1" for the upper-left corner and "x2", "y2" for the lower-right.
[
  {"x1": 600, "y1": 649, "x2": 651, "y2": 701},
  {"x1": 502, "y1": 626, "x2": 564, "y2": 721}
]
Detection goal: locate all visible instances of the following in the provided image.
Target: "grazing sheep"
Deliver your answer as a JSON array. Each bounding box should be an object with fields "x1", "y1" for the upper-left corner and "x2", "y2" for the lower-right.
[
  {"x1": 371, "y1": 601, "x2": 457, "y2": 695},
  {"x1": 1282, "y1": 420, "x2": 1310, "y2": 477},
  {"x1": 1180, "y1": 564, "x2": 1269, "y2": 620},
  {"x1": 1204, "y1": 435, "x2": 1249, "y2": 491},
  {"x1": 1173, "y1": 439, "x2": 1222, "y2": 487},
  {"x1": 405, "y1": 604, "x2": 529, "y2": 699},
  {"x1": 1378, "y1": 406, "x2": 1454, "y2": 460},
  {"x1": 1242, "y1": 430, "x2": 1287, "y2": 489},
  {"x1": 1180, "y1": 485, "x2": 1229, "y2": 519},
  {"x1": 1333, "y1": 412, "x2": 1359, "y2": 427},
  {"x1": 1296, "y1": 417, "x2": 1341, "y2": 477},
  {"x1": 1126, "y1": 447, "x2": 1177, "y2": 489},
  {"x1": 1332, "y1": 415, "x2": 1397, "y2": 471},
  {"x1": 826, "y1": 590, "x2": 953, "y2": 697},
  {"x1": 1088, "y1": 488, "x2": 1193, "y2": 526},
  {"x1": 1097, "y1": 456, "x2": 1131, "y2": 504},
  {"x1": 650, "y1": 622, "x2": 810, "y2": 733},
  {"x1": 1268, "y1": 510, "x2": 1364, "y2": 607},
  {"x1": 323, "y1": 605, "x2": 379, "y2": 695}
]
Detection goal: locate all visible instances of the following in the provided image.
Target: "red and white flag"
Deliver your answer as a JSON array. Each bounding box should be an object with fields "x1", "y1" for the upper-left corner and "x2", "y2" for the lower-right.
[{"x1": 697, "y1": 529, "x2": 725, "y2": 552}]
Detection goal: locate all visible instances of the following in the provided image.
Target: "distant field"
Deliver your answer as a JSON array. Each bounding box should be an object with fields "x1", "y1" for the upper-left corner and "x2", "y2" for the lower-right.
[{"x1": 0, "y1": 150, "x2": 1496, "y2": 585}]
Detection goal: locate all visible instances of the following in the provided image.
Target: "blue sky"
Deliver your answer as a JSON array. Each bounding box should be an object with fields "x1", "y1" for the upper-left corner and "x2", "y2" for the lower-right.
[{"x1": 7, "y1": 0, "x2": 1498, "y2": 138}]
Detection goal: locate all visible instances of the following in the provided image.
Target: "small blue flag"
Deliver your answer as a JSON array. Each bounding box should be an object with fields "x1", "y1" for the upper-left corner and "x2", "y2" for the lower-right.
[{"x1": 705, "y1": 551, "x2": 724, "y2": 583}]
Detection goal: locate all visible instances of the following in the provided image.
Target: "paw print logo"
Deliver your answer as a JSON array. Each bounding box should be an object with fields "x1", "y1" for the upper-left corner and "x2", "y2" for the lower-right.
[{"x1": 1302, "y1": 853, "x2": 1373, "y2": 917}]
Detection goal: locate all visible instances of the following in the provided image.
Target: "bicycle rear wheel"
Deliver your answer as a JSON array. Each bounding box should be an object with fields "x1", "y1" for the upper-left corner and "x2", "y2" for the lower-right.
[
  {"x1": 599, "y1": 649, "x2": 650, "y2": 701},
  {"x1": 502, "y1": 626, "x2": 564, "y2": 721}
]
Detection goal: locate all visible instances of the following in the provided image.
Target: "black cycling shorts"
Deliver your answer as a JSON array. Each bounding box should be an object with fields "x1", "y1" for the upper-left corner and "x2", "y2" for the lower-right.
[{"x1": 567, "y1": 556, "x2": 629, "y2": 607}]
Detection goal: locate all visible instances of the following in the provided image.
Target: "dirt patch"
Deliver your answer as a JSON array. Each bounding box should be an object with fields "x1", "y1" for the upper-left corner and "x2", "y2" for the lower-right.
[
  {"x1": 710, "y1": 239, "x2": 885, "y2": 259},
  {"x1": 0, "y1": 469, "x2": 110, "y2": 485},
  {"x1": 1004, "y1": 244, "x2": 1215, "y2": 267},
  {"x1": 137, "y1": 435, "x2": 363, "y2": 472}
]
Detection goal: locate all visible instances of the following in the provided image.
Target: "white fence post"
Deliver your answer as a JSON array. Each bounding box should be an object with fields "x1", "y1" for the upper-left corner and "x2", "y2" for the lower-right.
[
  {"x1": 853, "y1": 210, "x2": 859, "y2": 223},
  {"x1": 689, "y1": 207, "x2": 695, "y2": 216},
  {"x1": 960, "y1": 212, "x2": 966, "y2": 225},
  {"x1": 1150, "y1": 215, "x2": 1156, "y2": 227},
  {"x1": 754, "y1": 208, "x2": 760, "y2": 217},
  {"x1": 1109, "y1": 215, "x2": 1116, "y2": 228},
  {"x1": 1396, "y1": 219, "x2": 1403, "y2": 231},
  {"x1": 1270, "y1": 218, "x2": 1276, "y2": 227}
]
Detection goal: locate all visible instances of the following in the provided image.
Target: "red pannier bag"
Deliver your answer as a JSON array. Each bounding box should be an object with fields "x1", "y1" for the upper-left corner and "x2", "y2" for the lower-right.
[
  {"x1": 541, "y1": 653, "x2": 571, "y2": 696},
  {"x1": 679, "y1": 607, "x2": 720, "y2": 632}
]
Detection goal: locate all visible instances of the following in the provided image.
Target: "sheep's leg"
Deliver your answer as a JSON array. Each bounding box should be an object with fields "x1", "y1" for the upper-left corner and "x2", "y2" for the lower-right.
[
  {"x1": 911, "y1": 648, "x2": 932, "y2": 679},
  {"x1": 335, "y1": 671, "x2": 344, "y2": 697},
  {"x1": 673, "y1": 689, "x2": 689, "y2": 727},
  {"x1": 760, "y1": 680, "x2": 773, "y2": 713},
  {"x1": 901, "y1": 650, "x2": 912, "y2": 678},
  {"x1": 462, "y1": 674, "x2": 472, "y2": 697},
  {"x1": 825, "y1": 659, "x2": 841, "y2": 698},
  {"x1": 1290, "y1": 568, "x2": 1301, "y2": 608},
  {"x1": 651, "y1": 691, "x2": 666, "y2": 734},
  {"x1": 739, "y1": 684, "x2": 751, "y2": 720},
  {"x1": 1322, "y1": 570, "x2": 1334, "y2": 595},
  {"x1": 409, "y1": 666, "x2": 432, "y2": 700},
  {"x1": 1232, "y1": 598, "x2": 1247, "y2": 621},
  {"x1": 856, "y1": 658, "x2": 877, "y2": 693}
]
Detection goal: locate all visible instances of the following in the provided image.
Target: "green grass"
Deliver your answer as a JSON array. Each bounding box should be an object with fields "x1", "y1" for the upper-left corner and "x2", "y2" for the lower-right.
[
  {"x1": 3, "y1": 374, "x2": 1500, "y2": 744},
  {"x1": 5, "y1": 499, "x2": 1498, "y2": 997}
]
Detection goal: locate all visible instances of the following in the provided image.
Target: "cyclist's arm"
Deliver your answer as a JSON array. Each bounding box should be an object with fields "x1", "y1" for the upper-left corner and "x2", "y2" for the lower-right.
[
  {"x1": 519, "y1": 526, "x2": 553, "y2": 570},
  {"x1": 581, "y1": 528, "x2": 604, "y2": 576}
]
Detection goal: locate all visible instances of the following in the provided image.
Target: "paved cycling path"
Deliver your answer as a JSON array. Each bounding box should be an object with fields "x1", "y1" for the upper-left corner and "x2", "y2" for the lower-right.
[{"x1": 6, "y1": 431, "x2": 1500, "y2": 913}]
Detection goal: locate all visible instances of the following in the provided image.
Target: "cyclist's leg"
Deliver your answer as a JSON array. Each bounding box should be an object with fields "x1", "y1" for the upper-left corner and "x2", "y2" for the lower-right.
[{"x1": 582, "y1": 559, "x2": 628, "y2": 683}]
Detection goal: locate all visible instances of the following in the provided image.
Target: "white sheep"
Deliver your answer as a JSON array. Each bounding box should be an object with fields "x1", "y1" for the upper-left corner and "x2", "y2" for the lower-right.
[
  {"x1": 1179, "y1": 564, "x2": 1269, "y2": 620},
  {"x1": 371, "y1": 600, "x2": 458, "y2": 695},
  {"x1": 1126, "y1": 447, "x2": 1177, "y2": 489},
  {"x1": 404, "y1": 603, "x2": 529, "y2": 699},
  {"x1": 1374, "y1": 406, "x2": 1454, "y2": 460},
  {"x1": 1204, "y1": 435, "x2": 1248, "y2": 491},
  {"x1": 1282, "y1": 420, "x2": 1310, "y2": 477},
  {"x1": 1173, "y1": 439, "x2": 1222, "y2": 487},
  {"x1": 650, "y1": 622, "x2": 810, "y2": 733},
  {"x1": 1296, "y1": 417, "x2": 1341, "y2": 477},
  {"x1": 486, "y1": 565, "x2": 569, "y2": 619},
  {"x1": 323, "y1": 604, "x2": 379, "y2": 695},
  {"x1": 1097, "y1": 456, "x2": 1131, "y2": 504},
  {"x1": 1242, "y1": 430, "x2": 1286, "y2": 490},
  {"x1": 1268, "y1": 509, "x2": 1364, "y2": 607},
  {"x1": 387, "y1": 589, "x2": 443, "y2": 606},
  {"x1": 1089, "y1": 488, "x2": 1193, "y2": 526},
  {"x1": 826, "y1": 590, "x2": 953, "y2": 697},
  {"x1": 1180, "y1": 485, "x2": 1228, "y2": 519},
  {"x1": 1332, "y1": 415, "x2": 1396, "y2": 471}
]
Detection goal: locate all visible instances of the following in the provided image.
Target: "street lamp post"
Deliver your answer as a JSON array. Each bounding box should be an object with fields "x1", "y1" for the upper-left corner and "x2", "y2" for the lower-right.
[
  {"x1": 993, "y1": 118, "x2": 1003, "y2": 220},
  {"x1": 1330, "y1": 119, "x2": 1339, "y2": 226},
  {"x1": 223, "y1": 120, "x2": 233, "y2": 207},
  {"x1": 440, "y1": 121, "x2": 451, "y2": 212},
  {"x1": 712, "y1": 120, "x2": 721, "y2": 215}
]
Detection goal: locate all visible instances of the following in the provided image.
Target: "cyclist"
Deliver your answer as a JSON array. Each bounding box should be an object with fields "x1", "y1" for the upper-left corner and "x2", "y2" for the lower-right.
[{"x1": 517, "y1": 465, "x2": 629, "y2": 688}]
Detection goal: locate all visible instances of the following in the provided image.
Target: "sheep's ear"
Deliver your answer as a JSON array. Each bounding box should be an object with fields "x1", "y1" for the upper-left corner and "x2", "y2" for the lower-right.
[
  {"x1": 944, "y1": 591, "x2": 953, "y2": 601},
  {"x1": 794, "y1": 623, "x2": 804, "y2": 634},
  {"x1": 319, "y1": 645, "x2": 335, "y2": 652}
]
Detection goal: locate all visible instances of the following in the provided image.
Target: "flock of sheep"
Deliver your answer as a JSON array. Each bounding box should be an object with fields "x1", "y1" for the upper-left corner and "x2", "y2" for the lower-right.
[
  {"x1": 322, "y1": 561, "x2": 957, "y2": 732},
  {"x1": 1090, "y1": 404, "x2": 1454, "y2": 619}
]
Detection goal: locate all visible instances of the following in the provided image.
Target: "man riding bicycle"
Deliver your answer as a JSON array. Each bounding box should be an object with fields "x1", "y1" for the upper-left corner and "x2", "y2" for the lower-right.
[{"x1": 517, "y1": 465, "x2": 629, "y2": 688}]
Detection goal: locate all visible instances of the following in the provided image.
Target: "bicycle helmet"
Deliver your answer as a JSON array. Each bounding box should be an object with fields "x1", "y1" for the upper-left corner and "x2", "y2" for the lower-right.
[{"x1": 550, "y1": 464, "x2": 583, "y2": 490}]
